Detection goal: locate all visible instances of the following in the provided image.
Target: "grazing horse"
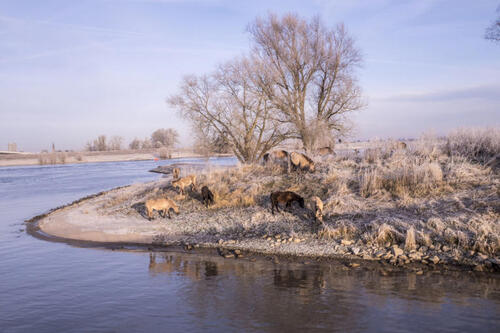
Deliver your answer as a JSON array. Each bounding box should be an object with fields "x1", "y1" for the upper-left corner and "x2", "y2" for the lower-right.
[
  {"x1": 270, "y1": 191, "x2": 305, "y2": 214},
  {"x1": 290, "y1": 152, "x2": 315, "y2": 172},
  {"x1": 172, "y1": 175, "x2": 197, "y2": 194},
  {"x1": 201, "y1": 186, "x2": 214, "y2": 208},
  {"x1": 145, "y1": 197, "x2": 179, "y2": 220}
]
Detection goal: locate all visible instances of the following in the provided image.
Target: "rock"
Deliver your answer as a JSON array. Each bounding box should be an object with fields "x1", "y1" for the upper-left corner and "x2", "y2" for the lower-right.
[
  {"x1": 392, "y1": 246, "x2": 404, "y2": 257},
  {"x1": 478, "y1": 253, "x2": 488, "y2": 261},
  {"x1": 218, "y1": 239, "x2": 224, "y2": 245},
  {"x1": 375, "y1": 250, "x2": 385, "y2": 258},
  {"x1": 399, "y1": 254, "x2": 408, "y2": 261},
  {"x1": 431, "y1": 256, "x2": 440, "y2": 264},
  {"x1": 266, "y1": 237, "x2": 272, "y2": 241},
  {"x1": 294, "y1": 238, "x2": 301, "y2": 243},
  {"x1": 350, "y1": 263, "x2": 360, "y2": 268},
  {"x1": 416, "y1": 270, "x2": 424, "y2": 275},
  {"x1": 352, "y1": 247, "x2": 361, "y2": 255},
  {"x1": 383, "y1": 252, "x2": 393, "y2": 260},
  {"x1": 224, "y1": 253, "x2": 235, "y2": 259},
  {"x1": 227, "y1": 240, "x2": 236, "y2": 244},
  {"x1": 421, "y1": 259, "x2": 429, "y2": 264},
  {"x1": 442, "y1": 245, "x2": 451, "y2": 252},
  {"x1": 234, "y1": 249, "x2": 241, "y2": 255},
  {"x1": 275, "y1": 234, "x2": 281, "y2": 239},
  {"x1": 341, "y1": 239, "x2": 353, "y2": 246},
  {"x1": 409, "y1": 252, "x2": 422, "y2": 260},
  {"x1": 474, "y1": 264, "x2": 485, "y2": 272}
]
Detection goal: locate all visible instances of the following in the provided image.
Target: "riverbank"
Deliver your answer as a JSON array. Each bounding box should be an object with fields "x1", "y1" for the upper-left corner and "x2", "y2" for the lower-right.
[
  {"x1": 30, "y1": 134, "x2": 500, "y2": 273},
  {"x1": 0, "y1": 149, "x2": 232, "y2": 167}
]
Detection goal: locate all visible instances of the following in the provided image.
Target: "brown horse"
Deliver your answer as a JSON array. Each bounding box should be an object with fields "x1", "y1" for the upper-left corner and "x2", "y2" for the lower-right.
[{"x1": 270, "y1": 191, "x2": 305, "y2": 214}]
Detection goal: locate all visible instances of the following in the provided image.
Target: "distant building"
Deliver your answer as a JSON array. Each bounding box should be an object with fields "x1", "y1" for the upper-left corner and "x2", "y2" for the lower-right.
[{"x1": 8, "y1": 143, "x2": 17, "y2": 152}]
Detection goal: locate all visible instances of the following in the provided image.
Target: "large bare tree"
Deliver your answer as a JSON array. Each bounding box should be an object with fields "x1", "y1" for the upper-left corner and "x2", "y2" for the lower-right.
[
  {"x1": 248, "y1": 13, "x2": 363, "y2": 152},
  {"x1": 168, "y1": 57, "x2": 288, "y2": 163}
]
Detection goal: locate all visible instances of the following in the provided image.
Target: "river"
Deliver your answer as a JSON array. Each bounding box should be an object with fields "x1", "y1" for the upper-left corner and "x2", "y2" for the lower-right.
[{"x1": 0, "y1": 158, "x2": 499, "y2": 332}]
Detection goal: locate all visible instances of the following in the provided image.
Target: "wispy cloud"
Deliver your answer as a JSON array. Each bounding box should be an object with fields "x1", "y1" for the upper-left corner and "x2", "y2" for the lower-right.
[
  {"x1": 0, "y1": 14, "x2": 147, "y2": 37},
  {"x1": 376, "y1": 84, "x2": 500, "y2": 102}
]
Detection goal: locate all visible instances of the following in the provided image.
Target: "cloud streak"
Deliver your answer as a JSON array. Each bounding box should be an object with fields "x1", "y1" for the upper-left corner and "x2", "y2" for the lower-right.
[{"x1": 377, "y1": 84, "x2": 500, "y2": 103}]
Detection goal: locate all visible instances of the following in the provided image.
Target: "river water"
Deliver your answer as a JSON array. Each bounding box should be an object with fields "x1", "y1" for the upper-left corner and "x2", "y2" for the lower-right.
[{"x1": 0, "y1": 158, "x2": 499, "y2": 332}]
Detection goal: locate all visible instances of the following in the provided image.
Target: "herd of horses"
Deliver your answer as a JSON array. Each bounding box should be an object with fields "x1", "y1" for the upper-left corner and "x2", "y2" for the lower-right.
[
  {"x1": 143, "y1": 145, "x2": 354, "y2": 223},
  {"x1": 143, "y1": 141, "x2": 409, "y2": 223}
]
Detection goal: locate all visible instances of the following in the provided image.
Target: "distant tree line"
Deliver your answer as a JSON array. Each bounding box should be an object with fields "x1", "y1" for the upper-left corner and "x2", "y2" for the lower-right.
[
  {"x1": 85, "y1": 128, "x2": 178, "y2": 151},
  {"x1": 168, "y1": 13, "x2": 363, "y2": 163}
]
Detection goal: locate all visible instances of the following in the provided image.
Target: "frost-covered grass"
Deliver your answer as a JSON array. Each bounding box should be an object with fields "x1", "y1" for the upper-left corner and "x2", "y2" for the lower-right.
[{"x1": 75, "y1": 128, "x2": 499, "y2": 268}]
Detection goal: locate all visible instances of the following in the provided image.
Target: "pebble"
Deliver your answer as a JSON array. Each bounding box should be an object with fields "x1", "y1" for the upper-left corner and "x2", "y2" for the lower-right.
[
  {"x1": 409, "y1": 252, "x2": 422, "y2": 260},
  {"x1": 383, "y1": 252, "x2": 393, "y2": 260},
  {"x1": 294, "y1": 238, "x2": 301, "y2": 243},
  {"x1": 341, "y1": 239, "x2": 353, "y2": 246},
  {"x1": 352, "y1": 247, "x2": 361, "y2": 255},
  {"x1": 431, "y1": 256, "x2": 440, "y2": 264},
  {"x1": 218, "y1": 239, "x2": 224, "y2": 245},
  {"x1": 350, "y1": 263, "x2": 360, "y2": 268},
  {"x1": 227, "y1": 240, "x2": 236, "y2": 244},
  {"x1": 392, "y1": 246, "x2": 404, "y2": 257},
  {"x1": 416, "y1": 270, "x2": 424, "y2": 275},
  {"x1": 474, "y1": 264, "x2": 485, "y2": 272},
  {"x1": 478, "y1": 253, "x2": 488, "y2": 261}
]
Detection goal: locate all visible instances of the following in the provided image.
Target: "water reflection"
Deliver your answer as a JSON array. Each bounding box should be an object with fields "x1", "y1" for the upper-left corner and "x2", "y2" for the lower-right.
[{"x1": 147, "y1": 251, "x2": 500, "y2": 332}]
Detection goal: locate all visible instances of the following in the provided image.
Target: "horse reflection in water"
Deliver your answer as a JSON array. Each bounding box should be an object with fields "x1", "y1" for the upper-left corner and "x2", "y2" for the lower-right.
[{"x1": 149, "y1": 253, "x2": 217, "y2": 280}]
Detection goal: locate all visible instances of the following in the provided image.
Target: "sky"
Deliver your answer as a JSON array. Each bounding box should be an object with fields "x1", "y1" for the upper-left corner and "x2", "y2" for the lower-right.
[{"x1": 0, "y1": 0, "x2": 499, "y2": 152}]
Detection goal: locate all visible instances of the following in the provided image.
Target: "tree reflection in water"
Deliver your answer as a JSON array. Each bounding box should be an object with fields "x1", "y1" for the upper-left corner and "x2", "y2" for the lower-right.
[{"x1": 147, "y1": 251, "x2": 500, "y2": 331}]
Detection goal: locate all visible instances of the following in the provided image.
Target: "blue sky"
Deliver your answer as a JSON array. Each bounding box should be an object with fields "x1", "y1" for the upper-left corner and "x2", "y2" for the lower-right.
[{"x1": 0, "y1": 0, "x2": 499, "y2": 151}]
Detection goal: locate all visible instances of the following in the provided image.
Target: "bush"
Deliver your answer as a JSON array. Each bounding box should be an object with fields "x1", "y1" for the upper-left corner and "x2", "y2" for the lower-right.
[{"x1": 445, "y1": 127, "x2": 500, "y2": 163}]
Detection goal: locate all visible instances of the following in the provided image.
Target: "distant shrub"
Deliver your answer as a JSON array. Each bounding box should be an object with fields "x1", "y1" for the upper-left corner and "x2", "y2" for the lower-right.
[
  {"x1": 445, "y1": 127, "x2": 500, "y2": 164},
  {"x1": 158, "y1": 147, "x2": 171, "y2": 159},
  {"x1": 37, "y1": 152, "x2": 67, "y2": 165}
]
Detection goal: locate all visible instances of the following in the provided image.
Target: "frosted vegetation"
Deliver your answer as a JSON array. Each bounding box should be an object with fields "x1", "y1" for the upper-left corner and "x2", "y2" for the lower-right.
[{"x1": 80, "y1": 127, "x2": 499, "y2": 271}]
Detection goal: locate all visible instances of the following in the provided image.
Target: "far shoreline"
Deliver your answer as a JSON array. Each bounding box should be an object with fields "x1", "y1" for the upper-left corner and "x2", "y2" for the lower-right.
[{"x1": 0, "y1": 150, "x2": 234, "y2": 167}]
